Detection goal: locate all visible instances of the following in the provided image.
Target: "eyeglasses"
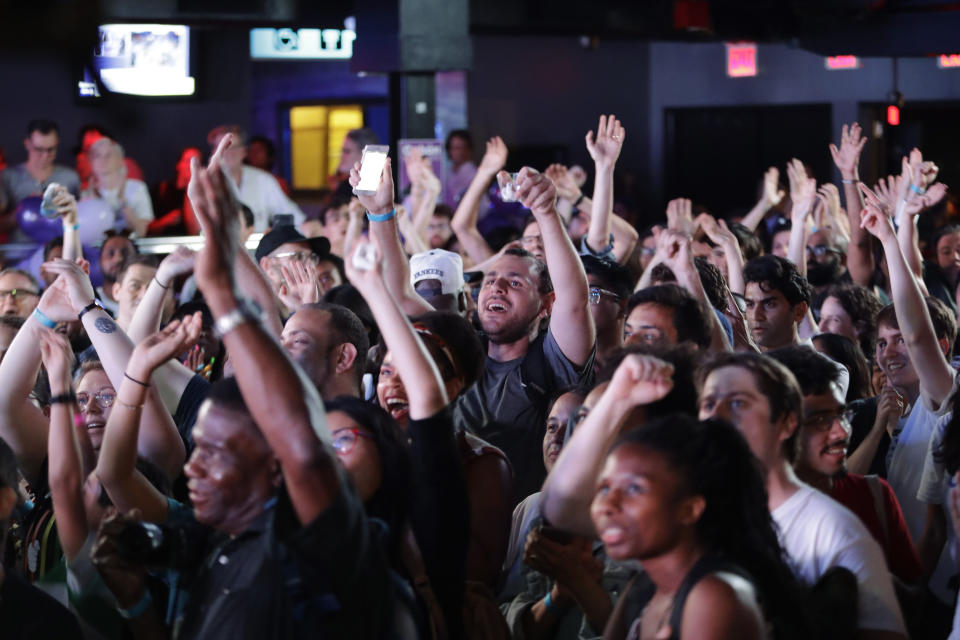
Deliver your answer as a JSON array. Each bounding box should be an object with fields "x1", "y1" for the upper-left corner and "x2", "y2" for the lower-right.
[
  {"x1": 521, "y1": 235, "x2": 543, "y2": 246},
  {"x1": 0, "y1": 289, "x2": 39, "y2": 300},
  {"x1": 588, "y1": 287, "x2": 621, "y2": 305},
  {"x1": 331, "y1": 428, "x2": 374, "y2": 455},
  {"x1": 272, "y1": 251, "x2": 320, "y2": 264},
  {"x1": 806, "y1": 245, "x2": 842, "y2": 258},
  {"x1": 803, "y1": 408, "x2": 855, "y2": 432},
  {"x1": 76, "y1": 390, "x2": 116, "y2": 411}
]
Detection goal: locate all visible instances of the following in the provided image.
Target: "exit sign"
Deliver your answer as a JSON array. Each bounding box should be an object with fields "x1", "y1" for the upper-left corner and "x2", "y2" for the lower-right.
[
  {"x1": 726, "y1": 43, "x2": 757, "y2": 77},
  {"x1": 826, "y1": 55, "x2": 859, "y2": 70},
  {"x1": 938, "y1": 54, "x2": 960, "y2": 68}
]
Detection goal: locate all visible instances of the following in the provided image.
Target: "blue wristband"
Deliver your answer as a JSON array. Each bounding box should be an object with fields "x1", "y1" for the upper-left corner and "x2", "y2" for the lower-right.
[
  {"x1": 909, "y1": 184, "x2": 926, "y2": 196},
  {"x1": 544, "y1": 590, "x2": 559, "y2": 614},
  {"x1": 366, "y1": 208, "x2": 396, "y2": 222},
  {"x1": 33, "y1": 308, "x2": 56, "y2": 329},
  {"x1": 118, "y1": 589, "x2": 153, "y2": 619}
]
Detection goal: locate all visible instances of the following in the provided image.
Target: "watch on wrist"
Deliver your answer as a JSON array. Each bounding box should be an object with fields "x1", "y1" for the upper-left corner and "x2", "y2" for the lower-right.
[{"x1": 214, "y1": 299, "x2": 262, "y2": 339}]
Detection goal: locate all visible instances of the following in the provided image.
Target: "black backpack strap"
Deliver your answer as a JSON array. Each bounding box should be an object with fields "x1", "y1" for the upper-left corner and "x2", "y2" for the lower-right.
[{"x1": 519, "y1": 331, "x2": 552, "y2": 404}]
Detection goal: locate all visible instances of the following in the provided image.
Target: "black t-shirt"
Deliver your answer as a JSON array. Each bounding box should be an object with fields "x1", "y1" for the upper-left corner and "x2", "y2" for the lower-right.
[
  {"x1": 176, "y1": 485, "x2": 391, "y2": 640},
  {"x1": 173, "y1": 374, "x2": 211, "y2": 454},
  {"x1": 0, "y1": 571, "x2": 83, "y2": 638}
]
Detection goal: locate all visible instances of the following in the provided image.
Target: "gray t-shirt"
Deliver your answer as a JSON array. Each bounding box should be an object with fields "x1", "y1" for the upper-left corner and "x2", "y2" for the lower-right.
[
  {"x1": 1, "y1": 164, "x2": 81, "y2": 211},
  {"x1": 455, "y1": 329, "x2": 594, "y2": 503}
]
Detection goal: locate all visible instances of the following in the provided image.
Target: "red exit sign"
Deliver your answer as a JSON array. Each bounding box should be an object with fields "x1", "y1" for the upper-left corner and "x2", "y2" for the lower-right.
[
  {"x1": 726, "y1": 43, "x2": 757, "y2": 77},
  {"x1": 938, "y1": 54, "x2": 960, "y2": 68},
  {"x1": 826, "y1": 55, "x2": 859, "y2": 70}
]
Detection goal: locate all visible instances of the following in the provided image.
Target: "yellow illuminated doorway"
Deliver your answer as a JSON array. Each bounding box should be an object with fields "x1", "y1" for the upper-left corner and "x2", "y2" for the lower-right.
[{"x1": 289, "y1": 104, "x2": 364, "y2": 190}]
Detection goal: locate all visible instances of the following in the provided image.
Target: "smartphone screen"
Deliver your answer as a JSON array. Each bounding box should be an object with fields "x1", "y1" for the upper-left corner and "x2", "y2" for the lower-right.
[{"x1": 354, "y1": 145, "x2": 390, "y2": 195}]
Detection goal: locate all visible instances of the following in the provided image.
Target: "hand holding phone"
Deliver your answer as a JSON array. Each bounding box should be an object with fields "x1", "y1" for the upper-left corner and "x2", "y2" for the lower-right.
[{"x1": 354, "y1": 145, "x2": 391, "y2": 196}]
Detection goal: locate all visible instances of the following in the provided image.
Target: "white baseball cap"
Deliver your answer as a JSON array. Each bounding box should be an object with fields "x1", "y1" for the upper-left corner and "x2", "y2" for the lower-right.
[{"x1": 410, "y1": 249, "x2": 465, "y2": 295}]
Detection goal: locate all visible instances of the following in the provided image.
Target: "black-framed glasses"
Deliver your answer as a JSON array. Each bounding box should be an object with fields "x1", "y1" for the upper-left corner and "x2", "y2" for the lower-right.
[
  {"x1": 77, "y1": 390, "x2": 116, "y2": 411},
  {"x1": 588, "y1": 287, "x2": 621, "y2": 305},
  {"x1": 0, "y1": 289, "x2": 39, "y2": 300},
  {"x1": 803, "y1": 408, "x2": 855, "y2": 432},
  {"x1": 331, "y1": 428, "x2": 375, "y2": 455}
]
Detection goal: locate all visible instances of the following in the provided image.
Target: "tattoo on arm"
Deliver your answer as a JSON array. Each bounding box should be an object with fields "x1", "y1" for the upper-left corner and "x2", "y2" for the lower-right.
[{"x1": 94, "y1": 316, "x2": 118, "y2": 334}]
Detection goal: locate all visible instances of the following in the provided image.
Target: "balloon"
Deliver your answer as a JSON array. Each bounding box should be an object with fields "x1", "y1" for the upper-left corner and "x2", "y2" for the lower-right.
[
  {"x1": 77, "y1": 198, "x2": 117, "y2": 246},
  {"x1": 16, "y1": 196, "x2": 61, "y2": 243}
]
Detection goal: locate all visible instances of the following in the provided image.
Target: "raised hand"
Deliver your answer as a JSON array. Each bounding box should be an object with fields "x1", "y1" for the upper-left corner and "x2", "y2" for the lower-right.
[
  {"x1": 875, "y1": 384, "x2": 906, "y2": 438},
  {"x1": 37, "y1": 328, "x2": 76, "y2": 391},
  {"x1": 191, "y1": 161, "x2": 241, "y2": 294},
  {"x1": 829, "y1": 122, "x2": 867, "y2": 178},
  {"x1": 41, "y1": 259, "x2": 96, "y2": 315},
  {"x1": 585, "y1": 114, "x2": 625, "y2": 169},
  {"x1": 514, "y1": 167, "x2": 558, "y2": 220},
  {"x1": 606, "y1": 353, "x2": 675, "y2": 407},
  {"x1": 859, "y1": 203, "x2": 895, "y2": 243},
  {"x1": 348, "y1": 157, "x2": 395, "y2": 216},
  {"x1": 156, "y1": 246, "x2": 196, "y2": 289},
  {"x1": 187, "y1": 133, "x2": 233, "y2": 207},
  {"x1": 478, "y1": 136, "x2": 508, "y2": 177},
  {"x1": 344, "y1": 236, "x2": 388, "y2": 302},
  {"x1": 665, "y1": 197, "x2": 694, "y2": 235},
  {"x1": 130, "y1": 313, "x2": 203, "y2": 375},
  {"x1": 404, "y1": 147, "x2": 425, "y2": 186},
  {"x1": 786, "y1": 159, "x2": 815, "y2": 221},
  {"x1": 545, "y1": 164, "x2": 581, "y2": 201},
  {"x1": 279, "y1": 260, "x2": 321, "y2": 308},
  {"x1": 762, "y1": 167, "x2": 785, "y2": 208},
  {"x1": 50, "y1": 187, "x2": 78, "y2": 225},
  {"x1": 697, "y1": 213, "x2": 736, "y2": 248}
]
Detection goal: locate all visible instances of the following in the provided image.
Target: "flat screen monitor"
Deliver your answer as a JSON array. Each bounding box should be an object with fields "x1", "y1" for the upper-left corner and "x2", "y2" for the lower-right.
[{"x1": 78, "y1": 24, "x2": 195, "y2": 98}]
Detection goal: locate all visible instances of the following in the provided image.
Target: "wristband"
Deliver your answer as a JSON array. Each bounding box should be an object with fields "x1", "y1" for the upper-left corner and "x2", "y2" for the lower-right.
[
  {"x1": 49, "y1": 392, "x2": 77, "y2": 405},
  {"x1": 544, "y1": 590, "x2": 559, "y2": 614},
  {"x1": 33, "y1": 308, "x2": 57, "y2": 329},
  {"x1": 909, "y1": 184, "x2": 926, "y2": 196},
  {"x1": 63, "y1": 222, "x2": 79, "y2": 230},
  {"x1": 366, "y1": 208, "x2": 396, "y2": 222},
  {"x1": 118, "y1": 589, "x2": 153, "y2": 619},
  {"x1": 124, "y1": 372, "x2": 150, "y2": 387},
  {"x1": 78, "y1": 300, "x2": 103, "y2": 322},
  {"x1": 573, "y1": 193, "x2": 586, "y2": 208},
  {"x1": 841, "y1": 179, "x2": 858, "y2": 185},
  {"x1": 154, "y1": 277, "x2": 170, "y2": 290}
]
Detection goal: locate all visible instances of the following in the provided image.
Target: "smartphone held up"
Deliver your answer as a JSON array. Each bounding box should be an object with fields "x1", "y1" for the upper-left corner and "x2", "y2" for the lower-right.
[{"x1": 353, "y1": 145, "x2": 391, "y2": 196}]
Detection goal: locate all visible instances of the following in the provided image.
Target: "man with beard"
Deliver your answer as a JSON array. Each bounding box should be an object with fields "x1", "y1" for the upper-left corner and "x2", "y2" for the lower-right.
[
  {"x1": 96, "y1": 231, "x2": 136, "y2": 316},
  {"x1": 455, "y1": 167, "x2": 596, "y2": 503},
  {"x1": 769, "y1": 345, "x2": 922, "y2": 585},
  {"x1": 806, "y1": 226, "x2": 850, "y2": 296}
]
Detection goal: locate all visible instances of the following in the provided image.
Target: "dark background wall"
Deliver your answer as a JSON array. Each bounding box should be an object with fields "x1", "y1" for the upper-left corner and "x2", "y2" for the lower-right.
[{"x1": 0, "y1": 29, "x2": 253, "y2": 186}]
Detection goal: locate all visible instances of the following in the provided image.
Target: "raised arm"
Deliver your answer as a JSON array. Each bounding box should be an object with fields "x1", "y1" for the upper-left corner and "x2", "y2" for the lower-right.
[
  {"x1": 860, "y1": 203, "x2": 955, "y2": 408},
  {"x1": 740, "y1": 167, "x2": 784, "y2": 232},
  {"x1": 786, "y1": 159, "x2": 816, "y2": 277},
  {"x1": 514, "y1": 167, "x2": 596, "y2": 366},
  {"x1": 96, "y1": 315, "x2": 202, "y2": 524},
  {"x1": 41, "y1": 259, "x2": 186, "y2": 479},
  {"x1": 699, "y1": 215, "x2": 745, "y2": 295},
  {"x1": 53, "y1": 187, "x2": 82, "y2": 262},
  {"x1": 0, "y1": 310, "x2": 49, "y2": 485},
  {"x1": 345, "y1": 239, "x2": 448, "y2": 419},
  {"x1": 192, "y1": 161, "x2": 338, "y2": 525},
  {"x1": 659, "y1": 228, "x2": 731, "y2": 353},
  {"x1": 584, "y1": 114, "x2": 625, "y2": 256},
  {"x1": 349, "y1": 157, "x2": 433, "y2": 316},
  {"x1": 541, "y1": 354, "x2": 674, "y2": 535},
  {"x1": 451, "y1": 137, "x2": 507, "y2": 265},
  {"x1": 38, "y1": 328, "x2": 87, "y2": 562},
  {"x1": 830, "y1": 123, "x2": 872, "y2": 286},
  {"x1": 127, "y1": 247, "x2": 194, "y2": 344}
]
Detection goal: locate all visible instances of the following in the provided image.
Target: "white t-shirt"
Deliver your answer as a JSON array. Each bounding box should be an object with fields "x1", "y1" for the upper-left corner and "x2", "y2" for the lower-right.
[
  {"x1": 917, "y1": 411, "x2": 958, "y2": 604},
  {"x1": 773, "y1": 483, "x2": 905, "y2": 634},
  {"x1": 888, "y1": 376, "x2": 956, "y2": 544},
  {"x1": 93, "y1": 179, "x2": 154, "y2": 228},
  {"x1": 238, "y1": 165, "x2": 304, "y2": 231}
]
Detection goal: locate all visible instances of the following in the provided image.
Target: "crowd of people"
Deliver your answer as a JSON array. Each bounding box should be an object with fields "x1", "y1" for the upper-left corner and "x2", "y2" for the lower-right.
[{"x1": 0, "y1": 109, "x2": 959, "y2": 640}]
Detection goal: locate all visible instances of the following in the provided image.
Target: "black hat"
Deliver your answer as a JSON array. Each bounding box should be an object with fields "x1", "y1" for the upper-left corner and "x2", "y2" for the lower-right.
[{"x1": 255, "y1": 225, "x2": 331, "y2": 262}]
